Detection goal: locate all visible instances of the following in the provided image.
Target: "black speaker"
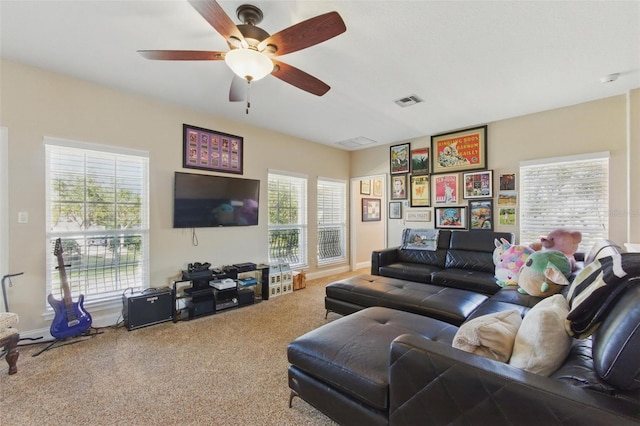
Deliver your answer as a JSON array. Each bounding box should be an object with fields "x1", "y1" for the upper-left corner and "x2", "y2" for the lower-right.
[{"x1": 123, "y1": 288, "x2": 173, "y2": 331}]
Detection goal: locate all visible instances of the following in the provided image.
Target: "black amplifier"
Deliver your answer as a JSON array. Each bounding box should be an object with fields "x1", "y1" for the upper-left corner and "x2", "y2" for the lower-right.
[
  {"x1": 232, "y1": 262, "x2": 257, "y2": 273},
  {"x1": 123, "y1": 288, "x2": 173, "y2": 331}
]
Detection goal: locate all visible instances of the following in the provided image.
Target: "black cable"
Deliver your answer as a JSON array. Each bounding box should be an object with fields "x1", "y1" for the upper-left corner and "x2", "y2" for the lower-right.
[{"x1": 192, "y1": 227, "x2": 199, "y2": 246}]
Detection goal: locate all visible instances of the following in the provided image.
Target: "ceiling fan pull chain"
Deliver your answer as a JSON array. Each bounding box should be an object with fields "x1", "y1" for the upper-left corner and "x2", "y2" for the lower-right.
[{"x1": 246, "y1": 79, "x2": 251, "y2": 114}]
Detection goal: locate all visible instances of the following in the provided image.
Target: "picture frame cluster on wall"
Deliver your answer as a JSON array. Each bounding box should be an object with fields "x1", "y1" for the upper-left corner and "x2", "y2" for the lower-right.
[{"x1": 386, "y1": 125, "x2": 516, "y2": 230}]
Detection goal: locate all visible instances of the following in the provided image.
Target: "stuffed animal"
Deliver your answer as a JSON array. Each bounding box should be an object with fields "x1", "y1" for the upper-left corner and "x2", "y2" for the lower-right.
[
  {"x1": 517, "y1": 250, "x2": 572, "y2": 297},
  {"x1": 533, "y1": 229, "x2": 582, "y2": 271},
  {"x1": 493, "y1": 239, "x2": 535, "y2": 287}
]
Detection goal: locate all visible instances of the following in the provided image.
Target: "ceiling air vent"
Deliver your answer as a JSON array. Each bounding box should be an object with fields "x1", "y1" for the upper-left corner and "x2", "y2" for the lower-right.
[
  {"x1": 335, "y1": 136, "x2": 377, "y2": 149},
  {"x1": 394, "y1": 94, "x2": 423, "y2": 108}
]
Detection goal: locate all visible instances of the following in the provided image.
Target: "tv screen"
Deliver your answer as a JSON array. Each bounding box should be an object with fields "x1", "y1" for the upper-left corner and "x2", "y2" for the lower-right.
[{"x1": 173, "y1": 172, "x2": 260, "y2": 228}]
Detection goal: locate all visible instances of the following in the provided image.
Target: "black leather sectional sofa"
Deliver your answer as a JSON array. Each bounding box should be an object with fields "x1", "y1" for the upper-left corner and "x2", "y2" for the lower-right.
[{"x1": 287, "y1": 232, "x2": 640, "y2": 425}]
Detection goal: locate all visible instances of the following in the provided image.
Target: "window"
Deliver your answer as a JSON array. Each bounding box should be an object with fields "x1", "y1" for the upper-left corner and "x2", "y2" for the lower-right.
[
  {"x1": 268, "y1": 171, "x2": 307, "y2": 267},
  {"x1": 519, "y1": 152, "x2": 609, "y2": 251},
  {"x1": 45, "y1": 138, "x2": 149, "y2": 306},
  {"x1": 317, "y1": 178, "x2": 346, "y2": 264}
]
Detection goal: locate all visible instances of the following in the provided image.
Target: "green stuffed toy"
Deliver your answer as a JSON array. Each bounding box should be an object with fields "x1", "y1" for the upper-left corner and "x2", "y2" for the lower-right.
[{"x1": 517, "y1": 250, "x2": 572, "y2": 297}]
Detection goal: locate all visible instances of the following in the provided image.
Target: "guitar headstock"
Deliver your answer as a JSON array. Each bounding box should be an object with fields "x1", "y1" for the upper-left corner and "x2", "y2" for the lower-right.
[{"x1": 54, "y1": 238, "x2": 64, "y2": 256}]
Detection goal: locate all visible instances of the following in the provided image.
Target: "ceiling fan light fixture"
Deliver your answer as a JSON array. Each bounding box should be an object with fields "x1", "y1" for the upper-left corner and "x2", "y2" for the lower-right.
[{"x1": 225, "y1": 48, "x2": 273, "y2": 82}]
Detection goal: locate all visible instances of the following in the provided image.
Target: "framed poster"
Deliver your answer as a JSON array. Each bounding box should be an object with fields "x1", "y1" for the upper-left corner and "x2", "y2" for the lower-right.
[
  {"x1": 410, "y1": 147, "x2": 429, "y2": 175},
  {"x1": 433, "y1": 174, "x2": 459, "y2": 204},
  {"x1": 391, "y1": 174, "x2": 407, "y2": 200},
  {"x1": 372, "y1": 178, "x2": 383, "y2": 197},
  {"x1": 431, "y1": 125, "x2": 487, "y2": 174},
  {"x1": 390, "y1": 143, "x2": 410, "y2": 174},
  {"x1": 435, "y1": 207, "x2": 467, "y2": 229},
  {"x1": 406, "y1": 210, "x2": 431, "y2": 222},
  {"x1": 362, "y1": 198, "x2": 381, "y2": 222},
  {"x1": 469, "y1": 199, "x2": 494, "y2": 230},
  {"x1": 463, "y1": 170, "x2": 493, "y2": 199},
  {"x1": 360, "y1": 179, "x2": 371, "y2": 195},
  {"x1": 497, "y1": 191, "x2": 517, "y2": 207},
  {"x1": 410, "y1": 175, "x2": 430, "y2": 207},
  {"x1": 499, "y1": 207, "x2": 517, "y2": 226},
  {"x1": 183, "y1": 123, "x2": 243, "y2": 174},
  {"x1": 389, "y1": 201, "x2": 402, "y2": 219},
  {"x1": 499, "y1": 173, "x2": 516, "y2": 190}
]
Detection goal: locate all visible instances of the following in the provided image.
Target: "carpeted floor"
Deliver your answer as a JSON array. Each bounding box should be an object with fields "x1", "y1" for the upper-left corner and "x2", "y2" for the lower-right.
[{"x1": 1, "y1": 270, "x2": 364, "y2": 425}]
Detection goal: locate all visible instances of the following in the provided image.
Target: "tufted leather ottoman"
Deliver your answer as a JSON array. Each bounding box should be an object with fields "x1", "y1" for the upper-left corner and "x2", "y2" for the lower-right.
[
  {"x1": 288, "y1": 306, "x2": 458, "y2": 425},
  {"x1": 325, "y1": 274, "x2": 488, "y2": 325}
]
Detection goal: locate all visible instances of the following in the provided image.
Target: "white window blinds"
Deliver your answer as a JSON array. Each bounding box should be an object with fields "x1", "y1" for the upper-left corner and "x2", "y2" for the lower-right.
[
  {"x1": 267, "y1": 171, "x2": 308, "y2": 267},
  {"x1": 45, "y1": 139, "x2": 149, "y2": 304},
  {"x1": 519, "y1": 152, "x2": 609, "y2": 251},
  {"x1": 317, "y1": 178, "x2": 346, "y2": 264}
]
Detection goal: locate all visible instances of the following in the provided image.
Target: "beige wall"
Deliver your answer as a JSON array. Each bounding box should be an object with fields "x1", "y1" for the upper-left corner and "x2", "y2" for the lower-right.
[
  {"x1": 1, "y1": 59, "x2": 350, "y2": 331},
  {"x1": 352, "y1": 91, "x2": 639, "y2": 246}
]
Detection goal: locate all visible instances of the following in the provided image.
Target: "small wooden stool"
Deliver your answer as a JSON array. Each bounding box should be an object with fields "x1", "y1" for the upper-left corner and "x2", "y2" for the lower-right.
[{"x1": 0, "y1": 312, "x2": 19, "y2": 375}]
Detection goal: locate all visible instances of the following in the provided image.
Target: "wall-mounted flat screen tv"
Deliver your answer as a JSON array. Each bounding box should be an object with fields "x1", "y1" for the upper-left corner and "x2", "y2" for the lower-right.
[{"x1": 173, "y1": 171, "x2": 260, "y2": 228}]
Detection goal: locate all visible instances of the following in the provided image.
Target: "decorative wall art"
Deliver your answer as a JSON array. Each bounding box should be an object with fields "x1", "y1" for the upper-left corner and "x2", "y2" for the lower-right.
[
  {"x1": 372, "y1": 178, "x2": 383, "y2": 197},
  {"x1": 410, "y1": 147, "x2": 429, "y2": 175},
  {"x1": 469, "y1": 199, "x2": 494, "y2": 231},
  {"x1": 390, "y1": 143, "x2": 410, "y2": 174},
  {"x1": 183, "y1": 123, "x2": 243, "y2": 174},
  {"x1": 431, "y1": 126, "x2": 487, "y2": 174},
  {"x1": 410, "y1": 175, "x2": 430, "y2": 207},
  {"x1": 362, "y1": 198, "x2": 381, "y2": 222},
  {"x1": 391, "y1": 174, "x2": 407, "y2": 200},
  {"x1": 433, "y1": 174, "x2": 459, "y2": 204},
  {"x1": 497, "y1": 191, "x2": 518, "y2": 207},
  {"x1": 463, "y1": 170, "x2": 493, "y2": 199},
  {"x1": 389, "y1": 201, "x2": 402, "y2": 219},
  {"x1": 360, "y1": 179, "x2": 371, "y2": 195},
  {"x1": 406, "y1": 210, "x2": 431, "y2": 222},
  {"x1": 435, "y1": 207, "x2": 467, "y2": 229},
  {"x1": 499, "y1": 207, "x2": 517, "y2": 226},
  {"x1": 499, "y1": 173, "x2": 516, "y2": 190}
]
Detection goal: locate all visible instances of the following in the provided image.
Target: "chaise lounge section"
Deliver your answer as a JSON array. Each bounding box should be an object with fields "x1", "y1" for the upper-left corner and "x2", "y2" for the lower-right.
[{"x1": 289, "y1": 238, "x2": 640, "y2": 425}]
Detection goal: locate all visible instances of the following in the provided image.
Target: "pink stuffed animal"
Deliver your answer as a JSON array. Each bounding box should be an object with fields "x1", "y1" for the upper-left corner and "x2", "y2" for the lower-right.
[{"x1": 538, "y1": 229, "x2": 582, "y2": 271}]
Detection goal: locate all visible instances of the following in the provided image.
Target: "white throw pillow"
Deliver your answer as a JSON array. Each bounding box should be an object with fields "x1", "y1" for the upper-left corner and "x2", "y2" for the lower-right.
[
  {"x1": 452, "y1": 309, "x2": 522, "y2": 362},
  {"x1": 509, "y1": 294, "x2": 572, "y2": 376}
]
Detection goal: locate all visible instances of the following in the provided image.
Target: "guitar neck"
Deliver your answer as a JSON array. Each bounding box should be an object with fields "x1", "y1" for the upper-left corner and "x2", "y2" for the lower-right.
[{"x1": 56, "y1": 249, "x2": 74, "y2": 306}]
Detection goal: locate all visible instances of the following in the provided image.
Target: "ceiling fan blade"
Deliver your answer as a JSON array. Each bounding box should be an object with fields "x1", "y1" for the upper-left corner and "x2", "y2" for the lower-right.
[
  {"x1": 229, "y1": 75, "x2": 246, "y2": 102},
  {"x1": 271, "y1": 60, "x2": 330, "y2": 96},
  {"x1": 259, "y1": 11, "x2": 346, "y2": 56},
  {"x1": 138, "y1": 50, "x2": 225, "y2": 61},
  {"x1": 188, "y1": 0, "x2": 245, "y2": 45}
]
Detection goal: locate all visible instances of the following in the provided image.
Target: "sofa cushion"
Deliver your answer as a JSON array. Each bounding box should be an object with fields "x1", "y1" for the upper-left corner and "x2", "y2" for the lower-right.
[
  {"x1": 431, "y1": 268, "x2": 500, "y2": 295},
  {"x1": 287, "y1": 306, "x2": 458, "y2": 411},
  {"x1": 592, "y1": 281, "x2": 640, "y2": 390},
  {"x1": 510, "y1": 294, "x2": 572, "y2": 376},
  {"x1": 452, "y1": 309, "x2": 522, "y2": 362},
  {"x1": 325, "y1": 275, "x2": 488, "y2": 326},
  {"x1": 466, "y1": 287, "x2": 542, "y2": 321},
  {"x1": 378, "y1": 262, "x2": 441, "y2": 284}
]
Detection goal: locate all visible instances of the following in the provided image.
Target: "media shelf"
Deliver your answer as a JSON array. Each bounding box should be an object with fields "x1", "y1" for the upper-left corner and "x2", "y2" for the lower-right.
[{"x1": 171, "y1": 263, "x2": 270, "y2": 322}]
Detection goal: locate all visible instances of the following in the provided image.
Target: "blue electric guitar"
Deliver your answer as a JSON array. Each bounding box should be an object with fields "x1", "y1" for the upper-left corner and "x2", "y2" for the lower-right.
[{"x1": 48, "y1": 238, "x2": 92, "y2": 339}]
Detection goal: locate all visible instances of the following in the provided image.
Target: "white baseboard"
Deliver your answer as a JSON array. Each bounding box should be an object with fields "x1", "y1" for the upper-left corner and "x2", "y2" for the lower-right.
[
  {"x1": 355, "y1": 261, "x2": 371, "y2": 271},
  {"x1": 305, "y1": 265, "x2": 351, "y2": 281}
]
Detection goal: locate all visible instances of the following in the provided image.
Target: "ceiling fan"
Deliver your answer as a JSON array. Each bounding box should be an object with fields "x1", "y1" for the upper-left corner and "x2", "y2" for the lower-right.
[{"x1": 138, "y1": 0, "x2": 346, "y2": 112}]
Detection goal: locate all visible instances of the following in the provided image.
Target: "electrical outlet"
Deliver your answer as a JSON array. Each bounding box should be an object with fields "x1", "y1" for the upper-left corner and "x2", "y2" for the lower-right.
[{"x1": 18, "y1": 211, "x2": 28, "y2": 224}]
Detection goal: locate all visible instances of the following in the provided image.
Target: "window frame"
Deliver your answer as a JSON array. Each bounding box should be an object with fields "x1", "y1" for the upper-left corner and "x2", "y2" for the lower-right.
[
  {"x1": 45, "y1": 138, "x2": 150, "y2": 308},
  {"x1": 519, "y1": 151, "x2": 609, "y2": 252},
  {"x1": 267, "y1": 170, "x2": 308, "y2": 268},
  {"x1": 317, "y1": 177, "x2": 347, "y2": 265}
]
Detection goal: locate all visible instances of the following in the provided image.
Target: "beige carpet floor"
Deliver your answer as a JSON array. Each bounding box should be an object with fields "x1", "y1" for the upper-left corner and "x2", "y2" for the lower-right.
[{"x1": 1, "y1": 270, "x2": 365, "y2": 425}]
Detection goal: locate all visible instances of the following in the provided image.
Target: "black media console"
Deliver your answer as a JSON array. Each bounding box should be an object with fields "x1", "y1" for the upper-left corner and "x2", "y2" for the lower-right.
[{"x1": 172, "y1": 263, "x2": 269, "y2": 322}]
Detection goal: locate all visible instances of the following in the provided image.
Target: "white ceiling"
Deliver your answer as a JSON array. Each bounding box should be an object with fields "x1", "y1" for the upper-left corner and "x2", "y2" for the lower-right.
[{"x1": 1, "y1": 1, "x2": 639, "y2": 150}]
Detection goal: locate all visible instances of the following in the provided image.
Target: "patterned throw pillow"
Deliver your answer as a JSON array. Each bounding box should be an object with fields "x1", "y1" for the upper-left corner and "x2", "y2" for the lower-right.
[
  {"x1": 401, "y1": 228, "x2": 439, "y2": 251},
  {"x1": 565, "y1": 253, "x2": 640, "y2": 338}
]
